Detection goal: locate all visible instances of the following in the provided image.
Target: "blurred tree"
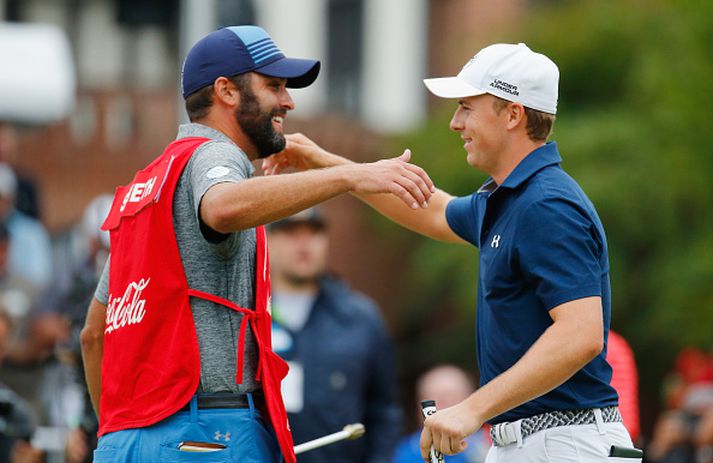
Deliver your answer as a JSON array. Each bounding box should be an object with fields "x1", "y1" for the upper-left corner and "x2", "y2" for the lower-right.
[{"x1": 383, "y1": 0, "x2": 713, "y2": 433}]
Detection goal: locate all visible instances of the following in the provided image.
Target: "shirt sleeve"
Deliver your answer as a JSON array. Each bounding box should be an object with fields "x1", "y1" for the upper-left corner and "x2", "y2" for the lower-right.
[
  {"x1": 94, "y1": 254, "x2": 110, "y2": 305},
  {"x1": 187, "y1": 140, "x2": 254, "y2": 241},
  {"x1": 516, "y1": 198, "x2": 603, "y2": 310},
  {"x1": 445, "y1": 194, "x2": 480, "y2": 246}
]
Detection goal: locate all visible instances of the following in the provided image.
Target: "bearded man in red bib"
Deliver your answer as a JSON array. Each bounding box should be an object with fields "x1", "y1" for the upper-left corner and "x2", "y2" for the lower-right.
[{"x1": 80, "y1": 25, "x2": 434, "y2": 463}]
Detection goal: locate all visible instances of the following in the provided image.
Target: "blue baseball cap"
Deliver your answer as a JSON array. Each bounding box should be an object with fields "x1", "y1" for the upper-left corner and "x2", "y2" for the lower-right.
[{"x1": 181, "y1": 25, "x2": 321, "y2": 98}]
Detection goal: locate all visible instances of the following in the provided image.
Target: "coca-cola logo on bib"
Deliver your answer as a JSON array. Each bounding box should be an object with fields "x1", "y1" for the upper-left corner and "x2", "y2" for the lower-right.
[{"x1": 105, "y1": 278, "x2": 150, "y2": 334}]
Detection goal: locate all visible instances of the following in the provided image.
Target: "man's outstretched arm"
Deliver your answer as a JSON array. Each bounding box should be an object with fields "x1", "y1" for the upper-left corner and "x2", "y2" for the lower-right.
[
  {"x1": 262, "y1": 133, "x2": 466, "y2": 244},
  {"x1": 201, "y1": 149, "x2": 436, "y2": 234}
]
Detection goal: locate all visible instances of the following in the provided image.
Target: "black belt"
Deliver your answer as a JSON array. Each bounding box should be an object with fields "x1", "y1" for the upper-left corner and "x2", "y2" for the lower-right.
[{"x1": 179, "y1": 392, "x2": 261, "y2": 412}]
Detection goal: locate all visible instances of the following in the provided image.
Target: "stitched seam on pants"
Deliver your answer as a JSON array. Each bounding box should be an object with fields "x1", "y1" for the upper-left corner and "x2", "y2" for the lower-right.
[
  {"x1": 543, "y1": 430, "x2": 551, "y2": 463},
  {"x1": 569, "y1": 426, "x2": 583, "y2": 462},
  {"x1": 136, "y1": 428, "x2": 143, "y2": 463},
  {"x1": 249, "y1": 414, "x2": 265, "y2": 460}
]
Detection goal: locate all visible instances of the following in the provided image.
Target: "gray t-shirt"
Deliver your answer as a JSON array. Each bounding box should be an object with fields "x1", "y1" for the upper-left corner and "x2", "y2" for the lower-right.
[{"x1": 95, "y1": 123, "x2": 260, "y2": 393}]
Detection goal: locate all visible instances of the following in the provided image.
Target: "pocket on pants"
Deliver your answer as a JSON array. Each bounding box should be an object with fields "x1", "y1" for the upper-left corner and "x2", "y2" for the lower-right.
[
  {"x1": 158, "y1": 445, "x2": 232, "y2": 462},
  {"x1": 543, "y1": 426, "x2": 581, "y2": 462}
]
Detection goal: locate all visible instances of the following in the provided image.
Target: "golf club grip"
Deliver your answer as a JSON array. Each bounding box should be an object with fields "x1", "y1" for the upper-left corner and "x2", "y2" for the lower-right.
[{"x1": 420, "y1": 400, "x2": 445, "y2": 463}]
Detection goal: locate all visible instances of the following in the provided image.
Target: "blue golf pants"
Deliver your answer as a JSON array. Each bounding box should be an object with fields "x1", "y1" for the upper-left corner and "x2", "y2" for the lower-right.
[{"x1": 93, "y1": 394, "x2": 281, "y2": 462}]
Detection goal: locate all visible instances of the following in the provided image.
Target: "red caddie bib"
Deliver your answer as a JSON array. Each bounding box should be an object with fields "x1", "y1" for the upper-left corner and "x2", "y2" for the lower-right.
[{"x1": 100, "y1": 137, "x2": 296, "y2": 463}]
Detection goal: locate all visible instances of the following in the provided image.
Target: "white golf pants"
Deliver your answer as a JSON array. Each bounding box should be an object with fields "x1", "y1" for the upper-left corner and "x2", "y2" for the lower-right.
[{"x1": 484, "y1": 420, "x2": 639, "y2": 463}]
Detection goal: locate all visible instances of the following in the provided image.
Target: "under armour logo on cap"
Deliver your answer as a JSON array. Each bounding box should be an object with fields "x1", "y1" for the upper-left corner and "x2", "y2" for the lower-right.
[{"x1": 423, "y1": 43, "x2": 559, "y2": 114}]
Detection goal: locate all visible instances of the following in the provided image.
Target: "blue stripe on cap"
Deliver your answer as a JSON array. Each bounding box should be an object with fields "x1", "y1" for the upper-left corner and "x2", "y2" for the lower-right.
[
  {"x1": 248, "y1": 41, "x2": 276, "y2": 55},
  {"x1": 253, "y1": 54, "x2": 281, "y2": 64},
  {"x1": 247, "y1": 37, "x2": 273, "y2": 51},
  {"x1": 252, "y1": 48, "x2": 281, "y2": 63},
  {"x1": 227, "y1": 25, "x2": 283, "y2": 64},
  {"x1": 226, "y1": 25, "x2": 271, "y2": 46}
]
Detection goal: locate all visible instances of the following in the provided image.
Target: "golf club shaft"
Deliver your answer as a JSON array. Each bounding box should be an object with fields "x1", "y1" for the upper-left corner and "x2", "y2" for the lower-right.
[{"x1": 294, "y1": 423, "x2": 365, "y2": 455}]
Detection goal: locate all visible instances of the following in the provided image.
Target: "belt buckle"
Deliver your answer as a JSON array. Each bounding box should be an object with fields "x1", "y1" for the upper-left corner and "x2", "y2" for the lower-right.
[{"x1": 491, "y1": 421, "x2": 519, "y2": 447}]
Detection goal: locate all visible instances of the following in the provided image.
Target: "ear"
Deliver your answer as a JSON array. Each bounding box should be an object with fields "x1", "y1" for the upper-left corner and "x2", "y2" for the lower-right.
[
  {"x1": 506, "y1": 103, "x2": 526, "y2": 131},
  {"x1": 212, "y1": 76, "x2": 240, "y2": 107}
]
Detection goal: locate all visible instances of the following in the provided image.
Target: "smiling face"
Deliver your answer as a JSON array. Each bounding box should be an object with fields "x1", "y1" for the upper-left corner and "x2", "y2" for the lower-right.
[
  {"x1": 449, "y1": 93, "x2": 512, "y2": 175},
  {"x1": 234, "y1": 73, "x2": 295, "y2": 158}
]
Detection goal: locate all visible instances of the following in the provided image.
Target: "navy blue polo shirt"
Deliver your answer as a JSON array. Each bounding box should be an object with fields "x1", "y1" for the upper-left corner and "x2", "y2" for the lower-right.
[{"x1": 445, "y1": 142, "x2": 618, "y2": 424}]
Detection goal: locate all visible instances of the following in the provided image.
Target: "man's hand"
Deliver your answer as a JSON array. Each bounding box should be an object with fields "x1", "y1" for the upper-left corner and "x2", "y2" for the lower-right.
[
  {"x1": 265, "y1": 133, "x2": 435, "y2": 209},
  {"x1": 262, "y1": 131, "x2": 460, "y2": 240},
  {"x1": 343, "y1": 150, "x2": 435, "y2": 209},
  {"x1": 262, "y1": 133, "x2": 335, "y2": 174},
  {"x1": 420, "y1": 400, "x2": 484, "y2": 459}
]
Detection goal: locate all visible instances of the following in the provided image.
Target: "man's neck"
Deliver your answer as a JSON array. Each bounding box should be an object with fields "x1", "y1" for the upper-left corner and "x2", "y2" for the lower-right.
[
  {"x1": 491, "y1": 139, "x2": 545, "y2": 186},
  {"x1": 194, "y1": 114, "x2": 258, "y2": 160}
]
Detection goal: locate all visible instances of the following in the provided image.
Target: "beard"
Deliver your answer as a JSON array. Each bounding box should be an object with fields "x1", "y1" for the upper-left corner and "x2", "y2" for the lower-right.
[{"x1": 234, "y1": 86, "x2": 286, "y2": 159}]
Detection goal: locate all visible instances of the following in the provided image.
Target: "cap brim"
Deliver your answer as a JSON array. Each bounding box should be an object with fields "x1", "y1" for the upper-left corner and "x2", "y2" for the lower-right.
[
  {"x1": 257, "y1": 58, "x2": 321, "y2": 89},
  {"x1": 423, "y1": 76, "x2": 486, "y2": 99}
]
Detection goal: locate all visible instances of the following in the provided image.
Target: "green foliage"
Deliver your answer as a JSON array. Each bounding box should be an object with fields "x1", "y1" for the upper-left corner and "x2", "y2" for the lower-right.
[
  {"x1": 524, "y1": 0, "x2": 713, "y2": 353},
  {"x1": 387, "y1": 0, "x2": 713, "y2": 403}
]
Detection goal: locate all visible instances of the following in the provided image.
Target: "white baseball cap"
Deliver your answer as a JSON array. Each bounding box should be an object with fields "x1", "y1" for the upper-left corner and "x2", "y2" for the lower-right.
[{"x1": 423, "y1": 43, "x2": 559, "y2": 114}]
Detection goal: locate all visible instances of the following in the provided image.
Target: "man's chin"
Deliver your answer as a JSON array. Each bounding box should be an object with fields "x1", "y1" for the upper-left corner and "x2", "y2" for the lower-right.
[
  {"x1": 466, "y1": 152, "x2": 478, "y2": 167},
  {"x1": 256, "y1": 137, "x2": 286, "y2": 158}
]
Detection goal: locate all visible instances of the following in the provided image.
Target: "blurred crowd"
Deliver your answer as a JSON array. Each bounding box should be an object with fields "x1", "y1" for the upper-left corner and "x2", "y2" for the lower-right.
[
  {"x1": 646, "y1": 349, "x2": 713, "y2": 463},
  {"x1": 0, "y1": 122, "x2": 110, "y2": 462},
  {"x1": 0, "y1": 121, "x2": 711, "y2": 463}
]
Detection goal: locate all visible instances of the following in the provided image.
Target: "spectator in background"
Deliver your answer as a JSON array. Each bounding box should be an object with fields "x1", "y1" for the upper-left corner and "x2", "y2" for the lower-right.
[
  {"x1": 44, "y1": 194, "x2": 113, "y2": 346},
  {"x1": 40, "y1": 194, "x2": 113, "y2": 463},
  {"x1": 665, "y1": 349, "x2": 713, "y2": 411},
  {"x1": 0, "y1": 123, "x2": 41, "y2": 219},
  {"x1": 607, "y1": 330, "x2": 640, "y2": 442},
  {"x1": 0, "y1": 222, "x2": 41, "y2": 340},
  {"x1": 0, "y1": 307, "x2": 44, "y2": 463},
  {"x1": 693, "y1": 408, "x2": 713, "y2": 463},
  {"x1": 268, "y1": 208, "x2": 403, "y2": 463},
  {"x1": 0, "y1": 221, "x2": 62, "y2": 423},
  {"x1": 0, "y1": 162, "x2": 52, "y2": 289},
  {"x1": 393, "y1": 365, "x2": 489, "y2": 463},
  {"x1": 647, "y1": 410, "x2": 696, "y2": 463},
  {"x1": 647, "y1": 348, "x2": 713, "y2": 463}
]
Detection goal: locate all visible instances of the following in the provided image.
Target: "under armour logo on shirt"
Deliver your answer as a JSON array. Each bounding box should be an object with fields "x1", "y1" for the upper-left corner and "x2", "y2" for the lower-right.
[
  {"x1": 214, "y1": 431, "x2": 231, "y2": 442},
  {"x1": 491, "y1": 235, "x2": 501, "y2": 248}
]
